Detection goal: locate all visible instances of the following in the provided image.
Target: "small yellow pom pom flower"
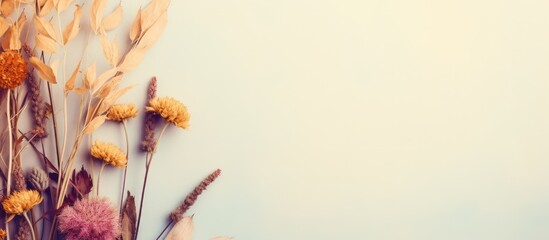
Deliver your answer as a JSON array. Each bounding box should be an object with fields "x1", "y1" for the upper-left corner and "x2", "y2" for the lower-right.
[
  {"x1": 90, "y1": 141, "x2": 127, "y2": 168},
  {"x1": 107, "y1": 104, "x2": 138, "y2": 122},
  {"x1": 0, "y1": 51, "x2": 27, "y2": 89},
  {"x1": 146, "y1": 97, "x2": 190, "y2": 129},
  {"x1": 2, "y1": 190, "x2": 43, "y2": 215}
]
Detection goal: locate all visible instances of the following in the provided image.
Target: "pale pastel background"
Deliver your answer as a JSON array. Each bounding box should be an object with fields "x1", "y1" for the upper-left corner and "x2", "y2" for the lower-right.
[{"x1": 69, "y1": 0, "x2": 549, "y2": 239}]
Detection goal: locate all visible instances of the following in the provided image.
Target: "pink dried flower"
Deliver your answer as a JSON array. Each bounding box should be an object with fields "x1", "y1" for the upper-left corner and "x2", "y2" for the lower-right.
[{"x1": 58, "y1": 198, "x2": 120, "y2": 240}]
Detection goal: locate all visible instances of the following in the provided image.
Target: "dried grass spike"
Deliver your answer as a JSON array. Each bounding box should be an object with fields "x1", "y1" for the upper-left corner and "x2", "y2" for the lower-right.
[
  {"x1": 170, "y1": 169, "x2": 221, "y2": 222},
  {"x1": 141, "y1": 77, "x2": 158, "y2": 152}
]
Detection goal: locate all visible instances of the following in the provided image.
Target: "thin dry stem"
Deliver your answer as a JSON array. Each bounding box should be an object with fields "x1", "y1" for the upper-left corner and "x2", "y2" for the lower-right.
[
  {"x1": 120, "y1": 120, "x2": 130, "y2": 213},
  {"x1": 135, "y1": 123, "x2": 169, "y2": 240}
]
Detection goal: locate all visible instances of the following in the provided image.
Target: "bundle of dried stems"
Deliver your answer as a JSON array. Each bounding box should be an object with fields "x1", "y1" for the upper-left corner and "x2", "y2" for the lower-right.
[{"x1": 0, "y1": 0, "x2": 225, "y2": 239}]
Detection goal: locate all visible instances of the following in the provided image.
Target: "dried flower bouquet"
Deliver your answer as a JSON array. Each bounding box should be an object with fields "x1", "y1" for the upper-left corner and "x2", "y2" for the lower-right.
[{"x1": 0, "y1": 0, "x2": 224, "y2": 239}]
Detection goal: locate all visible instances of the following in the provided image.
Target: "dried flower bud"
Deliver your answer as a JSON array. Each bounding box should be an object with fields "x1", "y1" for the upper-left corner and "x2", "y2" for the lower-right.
[{"x1": 27, "y1": 168, "x2": 49, "y2": 192}]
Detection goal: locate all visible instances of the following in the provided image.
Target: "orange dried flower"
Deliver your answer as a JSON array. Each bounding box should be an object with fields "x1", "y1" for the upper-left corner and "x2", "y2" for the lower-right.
[
  {"x1": 2, "y1": 190, "x2": 43, "y2": 215},
  {"x1": 146, "y1": 97, "x2": 190, "y2": 129},
  {"x1": 0, "y1": 229, "x2": 5, "y2": 240},
  {"x1": 90, "y1": 141, "x2": 127, "y2": 168},
  {"x1": 0, "y1": 51, "x2": 27, "y2": 89},
  {"x1": 107, "y1": 104, "x2": 138, "y2": 121}
]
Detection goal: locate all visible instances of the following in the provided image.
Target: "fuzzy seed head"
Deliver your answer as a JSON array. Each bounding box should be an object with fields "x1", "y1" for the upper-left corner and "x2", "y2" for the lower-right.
[{"x1": 58, "y1": 198, "x2": 120, "y2": 240}]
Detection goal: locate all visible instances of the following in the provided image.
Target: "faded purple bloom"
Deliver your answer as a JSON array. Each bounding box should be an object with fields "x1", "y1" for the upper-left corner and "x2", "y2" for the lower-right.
[{"x1": 58, "y1": 198, "x2": 120, "y2": 240}]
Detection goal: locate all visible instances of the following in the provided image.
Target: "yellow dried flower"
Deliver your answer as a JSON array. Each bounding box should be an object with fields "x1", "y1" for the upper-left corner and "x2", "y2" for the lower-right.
[
  {"x1": 0, "y1": 229, "x2": 5, "y2": 240},
  {"x1": 90, "y1": 141, "x2": 127, "y2": 167},
  {"x1": 2, "y1": 190, "x2": 43, "y2": 215},
  {"x1": 146, "y1": 97, "x2": 190, "y2": 129},
  {"x1": 107, "y1": 104, "x2": 138, "y2": 121},
  {"x1": 0, "y1": 51, "x2": 27, "y2": 89}
]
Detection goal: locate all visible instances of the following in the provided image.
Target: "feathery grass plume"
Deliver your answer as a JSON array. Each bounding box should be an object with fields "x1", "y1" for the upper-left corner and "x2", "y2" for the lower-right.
[
  {"x1": 141, "y1": 77, "x2": 158, "y2": 152},
  {"x1": 0, "y1": 51, "x2": 27, "y2": 89},
  {"x1": 90, "y1": 141, "x2": 128, "y2": 168},
  {"x1": 27, "y1": 167, "x2": 49, "y2": 192},
  {"x1": 107, "y1": 104, "x2": 138, "y2": 121},
  {"x1": 58, "y1": 198, "x2": 120, "y2": 240},
  {"x1": 170, "y1": 169, "x2": 222, "y2": 222},
  {"x1": 146, "y1": 97, "x2": 191, "y2": 129},
  {"x1": 2, "y1": 190, "x2": 43, "y2": 215},
  {"x1": 23, "y1": 45, "x2": 48, "y2": 139}
]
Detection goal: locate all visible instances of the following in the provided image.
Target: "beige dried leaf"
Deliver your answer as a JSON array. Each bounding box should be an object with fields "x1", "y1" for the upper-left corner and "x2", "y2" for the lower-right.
[
  {"x1": 99, "y1": 33, "x2": 119, "y2": 66},
  {"x1": 94, "y1": 67, "x2": 118, "y2": 93},
  {"x1": 90, "y1": 0, "x2": 106, "y2": 34},
  {"x1": 118, "y1": 48, "x2": 145, "y2": 73},
  {"x1": 97, "y1": 84, "x2": 134, "y2": 114},
  {"x1": 4, "y1": 25, "x2": 21, "y2": 50},
  {"x1": 34, "y1": 16, "x2": 57, "y2": 41},
  {"x1": 210, "y1": 237, "x2": 233, "y2": 240},
  {"x1": 35, "y1": 34, "x2": 57, "y2": 53},
  {"x1": 136, "y1": 12, "x2": 167, "y2": 51},
  {"x1": 29, "y1": 57, "x2": 56, "y2": 84},
  {"x1": 50, "y1": 59, "x2": 61, "y2": 81},
  {"x1": 56, "y1": 0, "x2": 73, "y2": 13},
  {"x1": 83, "y1": 64, "x2": 96, "y2": 90},
  {"x1": 83, "y1": 115, "x2": 107, "y2": 134},
  {"x1": 16, "y1": 12, "x2": 26, "y2": 34},
  {"x1": 141, "y1": 0, "x2": 170, "y2": 33},
  {"x1": 65, "y1": 60, "x2": 81, "y2": 93},
  {"x1": 0, "y1": 1, "x2": 14, "y2": 17},
  {"x1": 165, "y1": 216, "x2": 193, "y2": 240},
  {"x1": 102, "y1": 3, "x2": 122, "y2": 31},
  {"x1": 63, "y1": 5, "x2": 82, "y2": 45},
  {"x1": 129, "y1": 9, "x2": 141, "y2": 42},
  {"x1": 95, "y1": 75, "x2": 122, "y2": 99},
  {"x1": 74, "y1": 87, "x2": 86, "y2": 94},
  {"x1": 1, "y1": 25, "x2": 11, "y2": 50},
  {"x1": 0, "y1": 17, "x2": 10, "y2": 37},
  {"x1": 39, "y1": 0, "x2": 54, "y2": 16}
]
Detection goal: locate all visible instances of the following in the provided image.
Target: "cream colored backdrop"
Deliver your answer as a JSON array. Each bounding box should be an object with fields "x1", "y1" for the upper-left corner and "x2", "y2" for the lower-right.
[{"x1": 95, "y1": 0, "x2": 549, "y2": 239}]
